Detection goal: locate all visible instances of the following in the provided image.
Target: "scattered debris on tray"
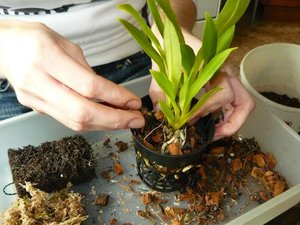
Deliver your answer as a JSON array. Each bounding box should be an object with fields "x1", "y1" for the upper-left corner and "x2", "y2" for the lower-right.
[
  {"x1": 98, "y1": 135, "x2": 289, "y2": 225},
  {"x1": 115, "y1": 141, "x2": 129, "y2": 152},
  {"x1": 95, "y1": 193, "x2": 110, "y2": 207},
  {"x1": 2, "y1": 134, "x2": 290, "y2": 225}
]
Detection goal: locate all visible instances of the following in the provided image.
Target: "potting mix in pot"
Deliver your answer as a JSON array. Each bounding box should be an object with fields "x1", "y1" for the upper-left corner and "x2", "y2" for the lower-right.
[
  {"x1": 260, "y1": 92, "x2": 300, "y2": 109},
  {"x1": 260, "y1": 91, "x2": 300, "y2": 135},
  {"x1": 0, "y1": 0, "x2": 293, "y2": 224}
]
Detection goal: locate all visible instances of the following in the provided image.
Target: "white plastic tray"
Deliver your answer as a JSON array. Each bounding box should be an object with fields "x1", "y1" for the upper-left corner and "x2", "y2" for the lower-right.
[{"x1": 0, "y1": 76, "x2": 299, "y2": 225}]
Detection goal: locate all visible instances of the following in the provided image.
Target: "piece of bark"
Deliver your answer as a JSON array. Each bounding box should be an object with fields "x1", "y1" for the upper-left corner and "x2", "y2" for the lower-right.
[{"x1": 95, "y1": 193, "x2": 110, "y2": 206}]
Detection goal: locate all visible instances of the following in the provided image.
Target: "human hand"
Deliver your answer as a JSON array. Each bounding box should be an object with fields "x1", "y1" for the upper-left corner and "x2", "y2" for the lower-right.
[
  {"x1": 149, "y1": 63, "x2": 255, "y2": 141},
  {"x1": 0, "y1": 20, "x2": 144, "y2": 131},
  {"x1": 189, "y1": 64, "x2": 256, "y2": 141}
]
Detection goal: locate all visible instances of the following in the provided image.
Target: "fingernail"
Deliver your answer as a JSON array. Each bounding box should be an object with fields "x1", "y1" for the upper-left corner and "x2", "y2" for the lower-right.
[
  {"x1": 126, "y1": 99, "x2": 141, "y2": 109},
  {"x1": 128, "y1": 117, "x2": 145, "y2": 128}
]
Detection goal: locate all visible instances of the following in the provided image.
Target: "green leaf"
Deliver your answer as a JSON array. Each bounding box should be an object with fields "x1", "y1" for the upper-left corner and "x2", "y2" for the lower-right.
[
  {"x1": 173, "y1": 87, "x2": 222, "y2": 130},
  {"x1": 202, "y1": 12, "x2": 217, "y2": 64},
  {"x1": 156, "y1": 0, "x2": 185, "y2": 44},
  {"x1": 119, "y1": 19, "x2": 165, "y2": 73},
  {"x1": 118, "y1": 4, "x2": 163, "y2": 55},
  {"x1": 164, "y1": 18, "x2": 182, "y2": 92},
  {"x1": 150, "y1": 70, "x2": 176, "y2": 101},
  {"x1": 181, "y1": 44, "x2": 195, "y2": 74},
  {"x1": 189, "y1": 48, "x2": 204, "y2": 83},
  {"x1": 177, "y1": 45, "x2": 196, "y2": 117},
  {"x1": 215, "y1": 0, "x2": 250, "y2": 36},
  {"x1": 118, "y1": 0, "x2": 247, "y2": 131},
  {"x1": 216, "y1": 25, "x2": 235, "y2": 54},
  {"x1": 159, "y1": 100, "x2": 175, "y2": 125},
  {"x1": 176, "y1": 87, "x2": 222, "y2": 129},
  {"x1": 152, "y1": 69, "x2": 180, "y2": 119},
  {"x1": 147, "y1": 0, "x2": 164, "y2": 37},
  {"x1": 178, "y1": 76, "x2": 190, "y2": 115},
  {"x1": 187, "y1": 47, "x2": 237, "y2": 104},
  {"x1": 187, "y1": 87, "x2": 222, "y2": 118}
]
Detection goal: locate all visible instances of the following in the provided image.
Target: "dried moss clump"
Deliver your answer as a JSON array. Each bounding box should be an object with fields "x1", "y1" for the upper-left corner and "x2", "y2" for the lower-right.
[
  {"x1": 8, "y1": 135, "x2": 96, "y2": 197},
  {"x1": 2, "y1": 182, "x2": 87, "y2": 225}
]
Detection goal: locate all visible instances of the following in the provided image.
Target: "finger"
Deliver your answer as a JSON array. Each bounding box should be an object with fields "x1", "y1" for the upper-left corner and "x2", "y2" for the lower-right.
[
  {"x1": 213, "y1": 103, "x2": 251, "y2": 139},
  {"x1": 44, "y1": 100, "x2": 145, "y2": 131},
  {"x1": 229, "y1": 75, "x2": 256, "y2": 110},
  {"x1": 14, "y1": 88, "x2": 46, "y2": 113},
  {"x1": 23, "y1": 71, "x2": 145, "y2": 131},
  {"x1": 219, "y1": 103, "x2": 235, "y2": 125},
  {"x1": 44, "y1": 45, "x2": 141, "y2": 110},
  {"x1": 213, "y1": 77, "x2": 255, "y2": 140},
  {"x1": 221, "y1": 63, "x2": 236, "y2": 77},
  {"x1": 59, "y1": 39, "x2": 93, "y2": 71},
  {"x1": 48, "y1": 80, "x2": 144, "y2": 131}
]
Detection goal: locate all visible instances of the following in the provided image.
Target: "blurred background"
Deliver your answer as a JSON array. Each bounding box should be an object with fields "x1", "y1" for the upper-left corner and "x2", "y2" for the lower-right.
[{"x1": 227, "y1": 0, "x2": 300, "y2": 74}]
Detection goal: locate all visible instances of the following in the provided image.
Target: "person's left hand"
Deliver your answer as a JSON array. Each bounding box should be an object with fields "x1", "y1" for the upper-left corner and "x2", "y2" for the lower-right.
[
  {"x1": 188, "y1": 64, "x2": 256, "y2": 141},
  {"x1": 149, "y1": 63, "x2": 255, "y2": 141}
]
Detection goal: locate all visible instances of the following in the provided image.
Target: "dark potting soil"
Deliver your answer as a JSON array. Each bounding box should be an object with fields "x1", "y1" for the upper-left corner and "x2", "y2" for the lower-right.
[
  {"x1": 141, "y1": 111, "x2": 206, "y2": 154},
  {"x1": 133, "y1": 95, "x2": 215, "y2": 158},
  {"x1": 260, "y1": 91, "x2": 300, "y2": 108},
  {"x1": 136, "y1": 107, "x2": 214, "y2": 157},
  {"x1": 260, "y1": 91, "x2": 300, "y2": 135},
  {"x1": 8, "y1": 135, "x2": 96, "y2": 197}
]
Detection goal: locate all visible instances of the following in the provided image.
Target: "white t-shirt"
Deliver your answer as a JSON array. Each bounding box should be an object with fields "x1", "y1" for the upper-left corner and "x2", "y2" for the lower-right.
[{"x1": 0, "y1": 0, "x2": 146, "y2": 66}]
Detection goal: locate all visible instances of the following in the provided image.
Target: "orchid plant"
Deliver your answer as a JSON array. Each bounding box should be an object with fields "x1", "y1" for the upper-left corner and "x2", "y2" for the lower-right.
[{"x1": 118, "y1": 0, "x2": 250, "y2": 143}]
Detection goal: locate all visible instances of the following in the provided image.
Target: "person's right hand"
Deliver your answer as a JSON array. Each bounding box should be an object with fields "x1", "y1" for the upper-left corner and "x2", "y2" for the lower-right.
[{"x1": 0, "y1": 20, "x2": 145, "y2": 131}]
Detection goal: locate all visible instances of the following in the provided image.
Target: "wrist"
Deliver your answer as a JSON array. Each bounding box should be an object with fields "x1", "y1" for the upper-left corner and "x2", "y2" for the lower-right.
[{"x1": 182, "y1": 30, "x2": 202, "y2": 53}]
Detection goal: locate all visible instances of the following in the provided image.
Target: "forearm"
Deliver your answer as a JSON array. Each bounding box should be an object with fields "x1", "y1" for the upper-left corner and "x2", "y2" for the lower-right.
[
  {"x1": 169, "y1": 0, "x2": 197, "y2": 33},
  {"x1": 151, "y1": 0, "x2": 200, "y2": 52},
  {"x1": 169, "y1": 0, "x2": 201, "y2": 52},
  {"x1": 0, "y1": 20, "x2": 11, "y2": 78}
]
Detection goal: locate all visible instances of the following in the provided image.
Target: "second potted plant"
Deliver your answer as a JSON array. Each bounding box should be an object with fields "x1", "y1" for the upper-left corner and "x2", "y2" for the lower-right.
[{"x1": 118, "y1": 0, "x2": 250, "y2": 192}]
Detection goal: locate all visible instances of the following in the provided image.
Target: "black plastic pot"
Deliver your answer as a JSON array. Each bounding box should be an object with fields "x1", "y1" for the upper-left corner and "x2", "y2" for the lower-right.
[{"x1": 131, "y1": 95, "x2": 215, "y2": 192}]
